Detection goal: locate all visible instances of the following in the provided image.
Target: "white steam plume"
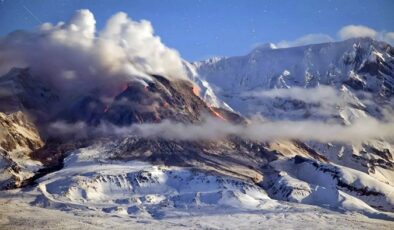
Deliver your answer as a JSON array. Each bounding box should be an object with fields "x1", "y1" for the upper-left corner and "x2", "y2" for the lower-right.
[{"x1": 0, "y1": 9, "x2": 187, "y2": 97}]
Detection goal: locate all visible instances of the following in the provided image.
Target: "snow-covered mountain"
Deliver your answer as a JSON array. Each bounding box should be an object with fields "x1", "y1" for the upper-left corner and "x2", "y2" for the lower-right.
[
  {"x1": 193, "y1": 38, "x2": 394, "y2": 119},
  {"x1": 194, "y1": 38, "x2": 393, "y2": 101},
  {"x1": 192, "y1": 38, "x2": 394, "y2": 187}
]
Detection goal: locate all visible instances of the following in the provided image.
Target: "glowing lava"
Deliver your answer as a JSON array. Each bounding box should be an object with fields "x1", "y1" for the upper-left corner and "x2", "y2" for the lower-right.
[
  {"x1": 192, "y1": 85, "x2": 200, "y2": 97},
  {"x1": 208, "y1": 106, "x2": 227, "y2": 121}
]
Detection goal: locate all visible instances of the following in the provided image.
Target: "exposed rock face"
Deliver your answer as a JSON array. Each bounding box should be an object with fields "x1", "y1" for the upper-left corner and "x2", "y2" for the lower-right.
[
  {"x1": 0, "y1": 112, "x2": 43, "y2": 151},
  {"x1": 0, "y1": 111, "x2": 43, "y2": 189},
  {"x1": 43, "y1": 73, "x2": 232, "y2": 127},
  {"x1": 103, "y1": 75, "x2": 215, "y2": 125}
]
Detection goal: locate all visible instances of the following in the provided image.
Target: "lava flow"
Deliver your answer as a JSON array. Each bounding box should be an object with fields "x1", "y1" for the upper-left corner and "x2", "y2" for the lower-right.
[
  {"x1": 208, "y1": 106, "x2": 227, "y2": 121},
  {"x1": 192, "y1": 85, "x2": 200, "y2": 97}
]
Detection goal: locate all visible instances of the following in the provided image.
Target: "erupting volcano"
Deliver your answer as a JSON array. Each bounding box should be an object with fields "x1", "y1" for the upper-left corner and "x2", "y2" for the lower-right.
[{"x1": 1, "y1": 3, "x2": 394, "y2": 230}]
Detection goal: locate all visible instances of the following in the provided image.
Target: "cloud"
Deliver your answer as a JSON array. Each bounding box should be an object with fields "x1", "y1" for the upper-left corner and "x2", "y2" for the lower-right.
[
  {"x1": 275, "y1": 34, "x2": 334, "y2": 48},
  {"x1": 241, "y1": 86, "x2": 356, "y2": 118},
  {"x1": 241, "y1": 86, "x2": 392, "y2": 125},
  {"x1": 337, "y1": 24, "x2": 394, "y2": 45},
  {"x1": 382, "y1": 32, "x2": 394, "y2": 45},
  {"x1": 48, "y1": 116, "x2": 394, "y2": 144},
  {"x1": 47, "y1": 121, "x2": 89, "y2": 139},
  {"x1": 243, "y1": 86, "x2": 341, "y2": 105},
  {"x1": 46, "y1": 84, "x2": 394, "y2": 143},
  {"x1": 338, "y1": 25, "x2": 378, "y2": 40},
  {"x1": 0, "y1": 9, "x2": 187, "y2": 99},
  {"x1": 272, "y1": 25, "x2": 394, "y2": 49}
]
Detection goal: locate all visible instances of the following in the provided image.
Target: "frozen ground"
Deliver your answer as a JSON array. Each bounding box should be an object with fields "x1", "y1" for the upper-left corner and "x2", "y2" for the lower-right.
[{"x1": 1, "y1": 189, "x2": 394, "y2": 230}]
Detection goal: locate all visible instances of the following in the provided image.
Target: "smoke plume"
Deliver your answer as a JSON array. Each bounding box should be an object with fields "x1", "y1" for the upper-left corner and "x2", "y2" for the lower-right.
[{"x1": 0, "y1": 9, "x2": 187, "y2": 98}]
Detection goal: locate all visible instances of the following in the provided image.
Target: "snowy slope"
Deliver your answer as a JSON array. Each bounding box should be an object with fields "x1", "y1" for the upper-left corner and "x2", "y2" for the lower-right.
[
  {"x1": 183, "y1": 61, "x2": 233, "y2": 111},
  {"x1": 33, "y1": 144, "x2": 273, "y2": 217},
  {"x1": 1, "y1": 143, "x2": 393, "y2": 229},
  {"x1": 24, "y1": 144, "x2": 393, "y2": 221},
  {"x1": 267, "y1": 156, "x2": 394, "y2": 213},
  {"x1": 2, "y1": 190, "x2": 394, "y2": 229}
]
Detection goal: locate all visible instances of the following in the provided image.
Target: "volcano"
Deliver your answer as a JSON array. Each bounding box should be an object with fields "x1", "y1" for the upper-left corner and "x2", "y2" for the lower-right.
[{"x1": 0, "y1": 31, "x2": 394, "y2": 229}]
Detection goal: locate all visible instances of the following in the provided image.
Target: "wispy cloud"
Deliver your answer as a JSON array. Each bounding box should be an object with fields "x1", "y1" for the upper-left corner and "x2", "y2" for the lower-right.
[
  {"x1": 338, "y1": 25, "x2": 378, "y2": 40},
  {"x1": 275, "y1": 34, "x2": 334, "y2": 48},
  {"x1": 243, "y1": 86, "x2": 341, "y2": 105},
  {"x1": 338, "y1": 25, "x2": 394, "y2": 45},
  {"x1": 272, "y1": 25, "x2": 394, "y2": 48},
  {"x1": 241, "y1": 85, "x2": 364, "y2": 118},
  {"x1": 48, "y1": 113, "x2": 394, "y2": 144}
]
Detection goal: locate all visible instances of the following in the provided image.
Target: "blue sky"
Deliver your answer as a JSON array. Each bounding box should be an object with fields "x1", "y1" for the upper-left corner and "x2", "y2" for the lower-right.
[{"x1": 1, "y1": 0, "x2": 393, "y2": 61}]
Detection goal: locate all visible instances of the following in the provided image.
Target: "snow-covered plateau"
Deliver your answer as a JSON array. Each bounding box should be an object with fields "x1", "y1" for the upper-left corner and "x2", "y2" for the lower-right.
[{"x1": 1, "y1": 144, "x2": 394, "y2": 229}]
